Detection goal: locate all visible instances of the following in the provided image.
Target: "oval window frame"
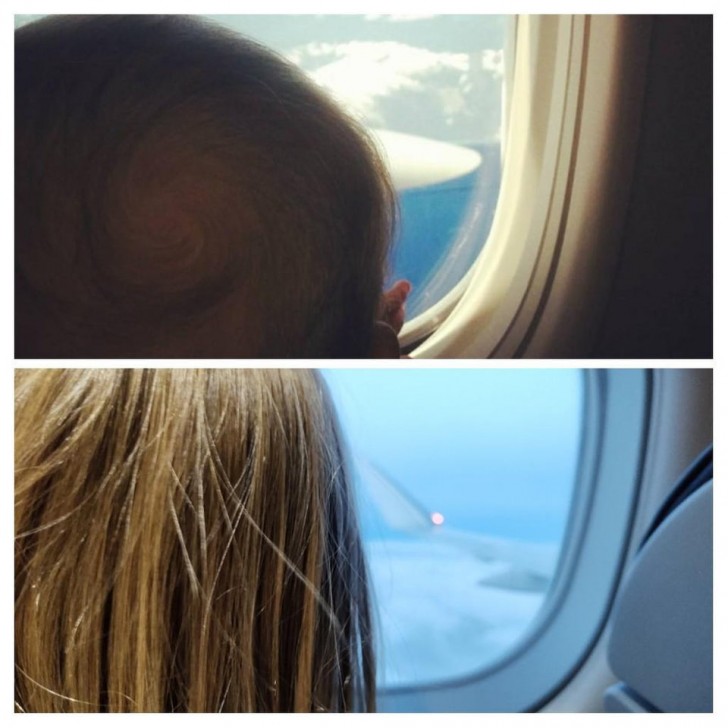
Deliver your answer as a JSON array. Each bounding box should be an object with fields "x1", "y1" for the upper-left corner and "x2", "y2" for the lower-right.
[{"x1": 376, "y1": 369, "x2": 651, "y2": 711}]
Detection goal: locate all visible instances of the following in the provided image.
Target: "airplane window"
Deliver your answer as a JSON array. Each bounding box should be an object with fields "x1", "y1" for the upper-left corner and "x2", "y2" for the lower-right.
[
  {"x1": 15, "y1": 13, "x2": 507, "y2": 323},
  {"x1": 324, "y1": 369, "x2": 583, "y2": 689}
]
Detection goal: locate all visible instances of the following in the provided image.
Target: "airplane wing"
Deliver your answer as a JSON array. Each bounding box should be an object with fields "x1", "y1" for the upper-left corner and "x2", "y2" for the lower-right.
[
  {"x1": 354, "y1": 456, "x2": 559, "y2": 592},
  {"x1": 371, "y1": 129, "x2": 483, "y2": 191}
]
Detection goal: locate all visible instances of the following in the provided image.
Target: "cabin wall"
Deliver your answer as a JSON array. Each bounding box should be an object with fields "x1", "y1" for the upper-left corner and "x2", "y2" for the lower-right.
[{"x1": 592, "y1": 15, "x2": 712, "y2": 358}]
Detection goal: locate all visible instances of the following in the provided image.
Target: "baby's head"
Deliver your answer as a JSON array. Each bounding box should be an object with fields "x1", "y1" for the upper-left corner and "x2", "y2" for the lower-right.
[{"x1": 16, "y1": 15, "x2": 397, "y2": 358}]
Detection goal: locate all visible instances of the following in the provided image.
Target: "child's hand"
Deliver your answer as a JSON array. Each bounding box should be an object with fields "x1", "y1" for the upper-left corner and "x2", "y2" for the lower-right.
[{"x1": 378, "y1": 280, "x2": 412, "y2": 334}]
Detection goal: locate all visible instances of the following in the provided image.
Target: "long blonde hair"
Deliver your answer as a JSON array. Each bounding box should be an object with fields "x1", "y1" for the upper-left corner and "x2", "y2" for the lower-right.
[{"x1": 15, "y1": 369, "x2": 374, "y2": 712}]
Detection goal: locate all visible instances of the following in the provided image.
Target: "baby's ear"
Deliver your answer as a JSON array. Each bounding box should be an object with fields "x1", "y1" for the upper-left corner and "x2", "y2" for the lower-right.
[{"x1": 378, "y1": 280, "x2": 412, "y2": 334}]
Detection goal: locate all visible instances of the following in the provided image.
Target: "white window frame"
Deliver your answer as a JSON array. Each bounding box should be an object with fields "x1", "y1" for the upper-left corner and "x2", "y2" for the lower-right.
[{"x1": 403, "y1": 16, "x2": 653, "y2": 358}]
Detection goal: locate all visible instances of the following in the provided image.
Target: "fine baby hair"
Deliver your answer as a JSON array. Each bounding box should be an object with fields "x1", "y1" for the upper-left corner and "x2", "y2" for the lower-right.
[
  {"x1": 15, "y1": 15, "x2": 397, "y2": 358},
  {"x1": 15, "y1": 368, "x2": 374, "y2": 711}
]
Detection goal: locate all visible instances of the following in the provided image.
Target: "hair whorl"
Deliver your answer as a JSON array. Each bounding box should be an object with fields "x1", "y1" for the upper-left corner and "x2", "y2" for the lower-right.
[{"x1": 15, "y1": 15, "x2": 396, "y2": 357}]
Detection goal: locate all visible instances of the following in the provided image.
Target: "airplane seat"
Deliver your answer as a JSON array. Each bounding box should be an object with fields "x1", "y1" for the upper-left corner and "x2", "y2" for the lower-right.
[{"x1": 603, "y1": 447, "x2": 713, "y2": 713}]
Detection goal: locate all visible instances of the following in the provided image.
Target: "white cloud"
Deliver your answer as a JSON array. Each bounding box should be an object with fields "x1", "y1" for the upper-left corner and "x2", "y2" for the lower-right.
[
  {"x1": 287, "y1": 40, "x2": 504, "y2": 141},
  {"x1": 368, "y1": 539, "x2": 545, "y2": 686},
  {"x1": 288, "y1": 41, "x2": 472, "y2": 120}
]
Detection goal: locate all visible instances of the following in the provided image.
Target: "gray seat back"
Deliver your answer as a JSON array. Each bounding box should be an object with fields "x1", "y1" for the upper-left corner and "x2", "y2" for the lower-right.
[{"x1": 605, "y1": 477, "x2": 712, "y2": 712}]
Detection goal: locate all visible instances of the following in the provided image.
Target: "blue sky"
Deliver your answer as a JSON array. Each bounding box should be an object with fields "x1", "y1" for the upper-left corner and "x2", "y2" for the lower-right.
[{"x1": 324, "y1": 369, "x2": 583, "y2": 543}]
